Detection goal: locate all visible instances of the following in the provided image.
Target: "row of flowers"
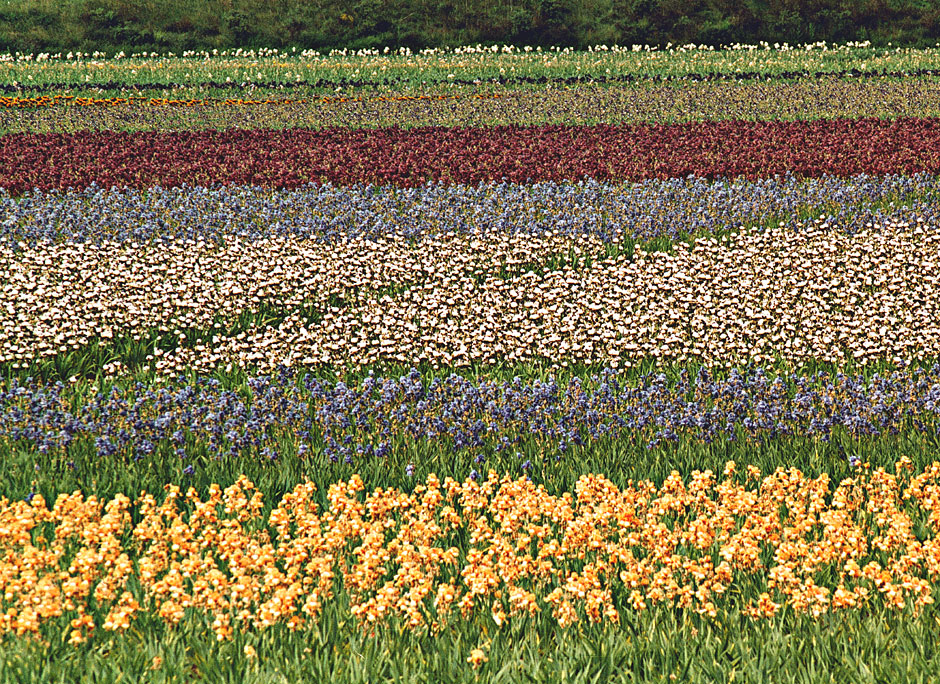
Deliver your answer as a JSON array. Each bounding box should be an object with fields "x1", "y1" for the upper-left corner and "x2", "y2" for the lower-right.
[
  {"x1": 4, "y1": 119, "x2": 940, "y2": 192},
  {"x1": 1, "y1": 41, "x2": 879, "y2": 63},
  {"x1": 3, "y1": 175, "x2": 935, "y2": 246},
  {"x1": 0, "y1": 93, "x2": 500, "y2": 109},
  {"x1": 5, "y1": 365, "x2": 940, "y2": 470},
  {"x1": 0, "y1": 41, "x2": 930, "y2": 91},
  {"x1": 1, "y1": 461, "x2": 938, "y2": 643},
  {"x1": 5, "y1": 68, "x2": 940, "y2": 96},
  {"x1": 5, "y1": 219, "x2": 939, "y2": 371},
  {"x1": 5, "y1": 79, "x2": 940, "y2": 135}
]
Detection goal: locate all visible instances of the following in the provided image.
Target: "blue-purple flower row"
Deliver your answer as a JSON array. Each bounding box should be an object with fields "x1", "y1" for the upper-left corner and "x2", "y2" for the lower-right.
[
  {"x1": 5, "y1": 366, "x2": 940, "y2": 472},
  {"x1": 3, "y1": 173, "x2": 939, "y2": 247}
]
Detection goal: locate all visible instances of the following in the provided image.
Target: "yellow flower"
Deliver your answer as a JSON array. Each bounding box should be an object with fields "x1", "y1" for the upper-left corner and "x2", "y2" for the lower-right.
[{"x1": 467, "y1": 648, "x2": 488, "y2": 668}]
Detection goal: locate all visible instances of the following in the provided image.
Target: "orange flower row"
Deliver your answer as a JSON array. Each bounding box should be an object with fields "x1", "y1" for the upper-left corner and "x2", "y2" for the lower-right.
[
  {"x1": 1, "y1": 458, "x2": 937, "y2": 644},
  {"x1": 0, "y1": 93, "x2": 504, "y2": 109}
]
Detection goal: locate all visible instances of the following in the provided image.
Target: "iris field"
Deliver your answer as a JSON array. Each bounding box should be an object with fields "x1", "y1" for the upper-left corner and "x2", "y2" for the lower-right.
[{"x1": 5, "y1": 42, "x2": 940, "y2": 683}]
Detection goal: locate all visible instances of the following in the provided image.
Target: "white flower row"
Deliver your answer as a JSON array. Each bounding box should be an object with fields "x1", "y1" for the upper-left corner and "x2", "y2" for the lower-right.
[
  {"x1": 3, "y1": 221, "x2": 938, "y2": 375},
  {"x1": 0, "y1": 40, "x2": 899, "y2": 63}
]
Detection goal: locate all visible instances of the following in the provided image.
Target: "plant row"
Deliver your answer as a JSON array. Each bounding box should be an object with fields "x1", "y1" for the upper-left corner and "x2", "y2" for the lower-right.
[
  {"x1": 6, "y1": 363, "x2": 940, "y2": 482},
  {"x1": 6, "y1": 119, "x2": 940, "y2": 192},
  {"x1": 1, "y1": 43, "x2": 938, "y2": 89},
  {"x1": 0, "y1": 93, "x2": 496, "y2": 109},
  {"x1": 5, "y1": 219, "x2": 939, "y2": 375},
  {"x1": 3, "y1": 175, "x2": 936, "y2": 247},
  {"x1": 3, "y1": 461, "x2": 940, "y2": 648},
  {"x1": 7, "y1": 68, "x2": 940, "y2": 95},
  {"x1": 5, "y1": 361, "x2": 940, "y2": 509},
  {"x1": 7, "y1": 79, "x2": 940, "y2": 135}
]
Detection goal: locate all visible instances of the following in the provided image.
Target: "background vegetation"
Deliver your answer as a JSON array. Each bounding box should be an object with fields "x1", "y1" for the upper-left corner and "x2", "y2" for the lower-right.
[{"x1": 1, "y1": 0, "x2": 939, "y2": 55}]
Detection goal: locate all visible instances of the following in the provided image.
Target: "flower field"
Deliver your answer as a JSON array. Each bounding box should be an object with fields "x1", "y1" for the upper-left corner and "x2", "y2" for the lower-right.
[{"x1": 6, "y1": 43, "x2": 940, "y2": 683}]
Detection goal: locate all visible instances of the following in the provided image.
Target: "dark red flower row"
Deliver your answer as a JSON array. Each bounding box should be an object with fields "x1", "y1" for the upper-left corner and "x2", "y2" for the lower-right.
[{"x1": 4, "y1": 118, "x2": 940, "y2": 193}]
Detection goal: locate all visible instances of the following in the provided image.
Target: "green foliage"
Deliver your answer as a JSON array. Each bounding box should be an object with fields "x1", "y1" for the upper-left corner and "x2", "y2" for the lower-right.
[
  {"x1": 0, "y1": 0, "x2": 939, "y2": 55},
  {"x1": 3, "y1": 599, "x2": 940, "y2": 682}
]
